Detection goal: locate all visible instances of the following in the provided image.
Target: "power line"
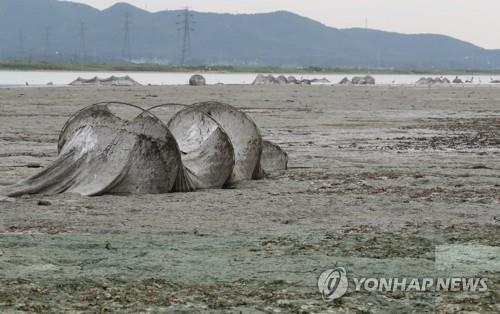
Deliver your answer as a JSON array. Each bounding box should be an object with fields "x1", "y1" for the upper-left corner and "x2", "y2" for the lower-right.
[
  {"x1": 177, "y1": 7, "x2": 194, "y2": 65},
  {"x1": 122, "y1": 12, "x2": 132, "y2": 62}
]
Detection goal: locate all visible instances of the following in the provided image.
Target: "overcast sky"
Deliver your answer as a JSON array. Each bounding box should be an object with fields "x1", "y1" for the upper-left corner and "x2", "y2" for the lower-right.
[{"x1": 68, "y1": 0, "x2": 499, "y2": 49}]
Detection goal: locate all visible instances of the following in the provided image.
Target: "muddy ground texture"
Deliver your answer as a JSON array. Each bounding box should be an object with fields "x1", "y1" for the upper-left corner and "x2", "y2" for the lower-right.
[{"x1": 0, "y1": 85, "x2": 499, "y2": 313}]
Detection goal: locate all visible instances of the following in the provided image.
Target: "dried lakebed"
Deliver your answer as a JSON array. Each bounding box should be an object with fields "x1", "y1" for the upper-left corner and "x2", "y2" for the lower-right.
[{"x1": 0, "y1": 85, "x2": 499, "y2": 312}]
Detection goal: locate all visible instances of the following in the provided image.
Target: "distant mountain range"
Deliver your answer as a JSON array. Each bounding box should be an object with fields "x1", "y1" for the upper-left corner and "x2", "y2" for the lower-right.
[{"x1": 1, "y1": 0, "x2": 499, "y2": 69}]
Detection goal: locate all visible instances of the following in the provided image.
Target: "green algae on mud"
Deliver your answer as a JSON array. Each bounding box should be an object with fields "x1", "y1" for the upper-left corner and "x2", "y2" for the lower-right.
[{"x1": 0, "y1": 231, "x2": 498, "y2": 313}]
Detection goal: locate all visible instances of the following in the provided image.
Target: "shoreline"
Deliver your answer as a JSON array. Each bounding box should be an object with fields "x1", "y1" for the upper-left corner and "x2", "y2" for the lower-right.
[
  {"x1": 3, "y1": 82, "x2": 500, "y2": 89},
  {"x1": 2, "y1": 61, "x2": 500, "y2": 75}
]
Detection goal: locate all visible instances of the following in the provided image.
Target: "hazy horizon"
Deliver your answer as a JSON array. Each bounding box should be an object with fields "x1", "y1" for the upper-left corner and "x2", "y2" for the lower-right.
[{"x1": 66, "y1": 0, "x2": 500, "y2": 49}]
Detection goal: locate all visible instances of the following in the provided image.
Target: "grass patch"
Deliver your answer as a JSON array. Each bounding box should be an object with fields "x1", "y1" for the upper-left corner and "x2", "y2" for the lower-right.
[{"x1": 2, "y1": 61, "x2": 500, "y2": 75}]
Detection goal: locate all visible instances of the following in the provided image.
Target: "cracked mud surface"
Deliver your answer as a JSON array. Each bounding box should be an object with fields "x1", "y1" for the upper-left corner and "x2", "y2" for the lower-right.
[{"x1": 1, "y1": 85, "x2": 499, "y2": 313}]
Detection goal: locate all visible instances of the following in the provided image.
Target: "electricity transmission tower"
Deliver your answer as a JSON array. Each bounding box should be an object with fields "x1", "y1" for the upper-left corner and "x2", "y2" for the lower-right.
[
  {"x1": 18, "y1": 31, "x2": 24, "y2": 52},
  {"x1": 44, "y1": 27, "x2": 51, "y2": 56},
  {"x1": 18, "y1": 30, "x2": 25, "y2": 61},
  {"x1": 177, "y1": 7, "x2": 194, "y2": 65},
  {"x1": 79, "y1": 21, "x2": 87, "y2": 61},
  {"x1": 122, "y1": 12, "x2": 132, "y2": 62}
]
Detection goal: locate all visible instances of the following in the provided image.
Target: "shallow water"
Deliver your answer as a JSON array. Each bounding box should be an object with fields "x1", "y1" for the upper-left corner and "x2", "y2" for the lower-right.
[{"x1": 0, "y1": 70, "x2": 499, "y2": 86}]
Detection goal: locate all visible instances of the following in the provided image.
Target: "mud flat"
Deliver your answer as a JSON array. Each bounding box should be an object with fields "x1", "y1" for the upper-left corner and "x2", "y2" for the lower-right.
[{"x1": 0, "y1": 85, "x2": 499, "y2": 312}]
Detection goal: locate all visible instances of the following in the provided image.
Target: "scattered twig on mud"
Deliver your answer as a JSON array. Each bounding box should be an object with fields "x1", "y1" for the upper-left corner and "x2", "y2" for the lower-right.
[
  {"x1": 0, "y1": 180, "x2": 16, "y2": 186},
  {"x1": 257, "y1": 270, "x2": 314, "y2": 274},
  {"x1": 0, "y1": 163, "x2": 41, "y2": 168},
  {"x1": 494, "y1": 216, "x2": 500, "y2": 223}
]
